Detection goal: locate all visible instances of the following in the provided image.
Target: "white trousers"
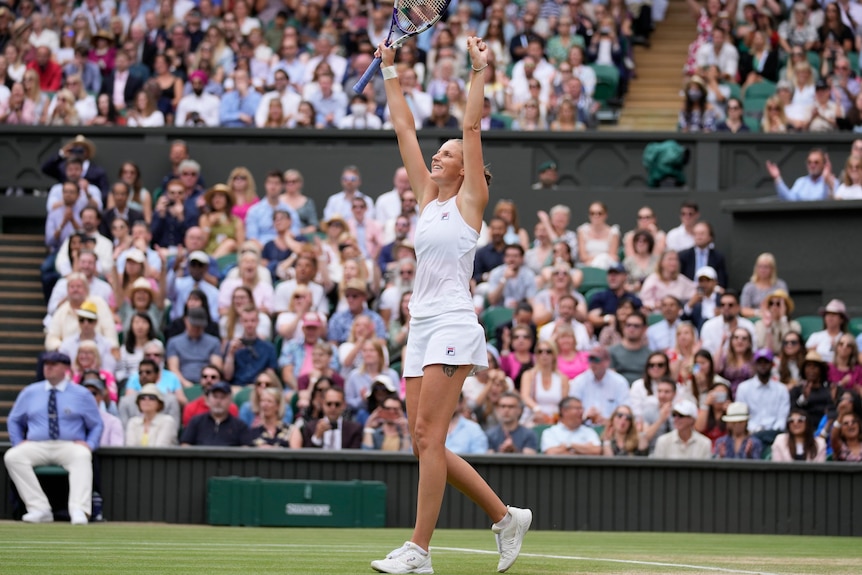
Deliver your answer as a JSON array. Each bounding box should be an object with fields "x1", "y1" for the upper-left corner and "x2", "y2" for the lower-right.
[{"x1": 4, "y1": 441, "x2": 93, "y2": 515}]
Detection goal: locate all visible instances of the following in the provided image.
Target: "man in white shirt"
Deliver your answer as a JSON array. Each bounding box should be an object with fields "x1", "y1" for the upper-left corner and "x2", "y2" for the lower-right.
[
  {"x1": 268, "y1": 36, "x2": 306, "y2": 92},
  {"x1": 700, "y1": 291, "x2": 756, "y2": 357},
  {"x1": 695, "y1": 28, "x2": 738, "y2": 82},
  {"x1": 45, "y1": 158, "x2": 102, "y2": 213},
  {"x1": 647, "y1": 296, "x2": 682, "y2": 351},
  {"x1": 684, "y1": 266, "x2": 720, "y2": 331},
  {"x1": 652, "y1": 399, "x2": 712, "y2": 459},
  {"x1": 47, "y1": 250, "x2": 112, "y2": 317},
  {"x1": 374, "y1": 167, "x2": 411, "y2": 226},
  {"x1": 665, "y1": 201, "x2": 699, "y2": 252},
  {"x1": 175, "y1": 70, "x2": 221, "y2": 126},
  {"x1": 510, "y1": 38, "x2": 555, "y2": 105},
  {"x1": 28, "y1": 13, "x2": 59, "y2": 51},
  {"x1": 255, "y1": 68, "x2": 301, "y2": 127},
  {"x1": 537, "y1": 294, "x2": 592, "y2": 351},
  {"x1": 735, "y1": 348, "x2": 790, "y2": 442},
  {"x1": 322, "y1": 166, "x2": 375, "y2": 222},
  {"x1": 54, "y1": 208, "x2": 114, "y2": 276},
  {"x1": 540, "y1": 397, "x2": 602, "y2": 455},
  {"x1": 569, "y1": 346, "x2": 630, "y2": 428},
  {"x1": 302, "y1": 34, "x2": 347, "y2": 85}
]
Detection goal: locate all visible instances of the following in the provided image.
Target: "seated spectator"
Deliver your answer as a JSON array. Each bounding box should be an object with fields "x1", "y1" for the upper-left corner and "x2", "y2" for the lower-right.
[
  {"x1": 218, "y1": 248, "x2": 273, "y2": 314},
  {"x1": 487, "y1": 244, "x2": 537, "y2": 310},
  {"x1": 117, "y1": 276, "x2": 165, "y2": 340},
  {"x1": 524, "y1": 222, "x2": 553, "y2": 275},
  {"x1": 4, "y1": 351, "x2": 101, "y2": 525},
  {"x1": 715, "y1": 97, "x2": 749, "y2": 133},
  {"x1": 602, "y1": 405, "x2": 649, "y2": 456},
  {"x1": 577, "y1": 201, "x2": 620, "y2": 270},
  {"x1": 765, "y1": 148, "x2": 835, "y2": 201},
  {"x1": 499, "y1": 324, "x2": 536, "y2": 390},
  {"x1": 610, "y1": 311, "x2": 652, "y2": 384},
  {"x1": 222, "y1": 304, "x2": 277, "y2": 389},
  {"x1": 736, "y1": 349, "x2": 790, "y2": 444},
  {"x1": 572, "y1": 345, "x2": 631, "y2": 427},
  {"x1": 82, "y1": 373, "x2": 123, "y2": 446},
  {"x1": 151, "y1": 179, "x2": 191, "y2": 249},
  {"x1": 45, "y1": 183, "x2": 83, "y2": 253},
  {"x1": 289, "y1": 387, "x2": 362, "y2": 449},
  {"x1": 126, "y1": 90, "x2": 165, "y2": 127},
  {"x1": 791, "y1": 351, "x2": 834, "y2": 424},
  {"x1": 740, "y1": 253, "x2": 789, "y2": 320},
  {"x1": 717, "y1": 327, "x2": 755, "y2": 394},
  {"x1": 597, "y1": 296, "x2": 639, "y2": 348},
  {"x1": 668, "y1": 322, "x2": 700, "y2": 386},
  {"x1": 49, "y1": 249, "x2": 112, "y2": 320},
  {"x1": 701, "y1": 65, "x2": 730, "y2": 118},
  {"x1": 46, "y1": 276, "x2": 117, "y2": 352},
  {"x1": 695, "y1": 381, "x2": 732, "y2": 446},
  {"x1": 589, "y1": 264, "x2": 641, "y2": 337},
  {"x1": 831, "y1": 410, "x2": 862, "y2": 461},
  {"x1": 47, "y1": 88, "x2": 81, "y2": 125},
  {"x1": 327, "y1": 279, "x2": 386, "y2": 345},
  {"x1": 120, "y1": 355, "x2": 183, "y2": 425},
  {"x1": 59, "y1": 295, "x2": 117, "y2": 363},
  {"x1": 239, "y1": 370, "x2": 291, "y2": 426},
  {"x1": 754, "y1": 289, "x2": 802, "y2": 354},
  {"x1": 362, "y1": 394, "x2": 412, "y2": 452},
  {"x1": 339, "y1": 93, "x2": 382, "y2": 129},
  {"x1": 486, "y1": 392, "x2": 538, "y2": 454},
  {"x1": 774, "y1": 331, "x2": 805, "y2": 388},
  {"x1": 245, "y1": 386, "x2": 292, "y2": 448},
  {"x1": 220, "y1": 284, "x2": 272, "y2": 342},
  {"x1": 829, "y1": 334, "x2": 862, "y2": 390},
  {"x1": 280, "y1": 313, "x2": 340, "y2": 391},
  {"x1": 714, "y1": 402, "x2": 763, "y2": 459},
  {"x1": 550, "y1": 324, "x2": 589, "y2": 381},
  {"x1": 807, "y1": 79, "x2": 841, "y2": 132},
  {"x1": 175, "y1": 70, "x2": 221, "y2": 126},
  {"x1": 533, "y1": 267, "x2": 587, "y2": 328},
  {"x1": 100, "y1": 181, "x2": 144, "y2": 240},
  {"x1": 640, "y1": 378, "x2": 679, "y2": 453},
  {"x1": 536, "y1": 207, "x2": 577, "y2": 261},
  {"x1": 695, "y1": 28, "x2": 737, "y2": 82},
  {"x1": 181, "y1": 381, "x2": 248, "y2": 446},
  {"x1": 124, "y1": 384, "x2": 179, "y2": 447},
  {"x1": 629, "y1": 352, "x2": 672, "y2": 420},
  {"x1": 834, "y1": 155, "x2": 862, "y2": 199},
  {"x1": 168, "y1": 250, "x2": 219, "y2": 320},
  {"x1": 200, "y1": 184, "x2": 244, "y2": 259},
  {"x1": 739, "y1": 30, "x2": 779, "y2": 92},
  {"x1": 772, "y1": 408, "x2": 827, "y2": 462},
  {"x1": 623, "y1": 205, "x2": 664, "y2": 259},
  {"x1": 165, "y1": 288, "x2": 220, "y2": 341},
  {"x1": 652, "y1": 399, "x2": 712, "y2": 459},
  {"x1": 778, "y1": 3, "x2": 818, "y2": 54},
  {"x1": 54, "y1": 207, "x2": 113, "y2": 276},
  {"x1": 677, "y1": 76, "x2": 718, "y2": 133},
  {"x1": 273, "y1": 253, "x2": 329, "y2": 317},
  {"x1": 52, "y1": 74, "x2": 97, "y2": 124},
  {"x1": 115, "y1": 313, "x2": 158, "y2": 384},
  {"x1": 68, "y1": 318, "x2": 118, "y2": 390},
  {"x1": 699, "y1": 290, "x2": 756, "y2": 358},
  {"x1": 344, "y1": 344, "x2": 400, "y2": 422},
  {"x1": 520, "y1": 340, "x2": 570, "y2": 426},
  {"x1": 541, "y1": 396, "x2": 602, "y2": 455},
  {"x1": 166, "y1": 307, "x2": 223, "y2": 388},
  {"x1": 806, "y1": 299, "x2": 848, "y2": 363},
  {"x1": 182, "y1": 365, "x2": 239, "y2": 427},
  {"x1": 647, "y1": 296, "x2": 683, "y2": 352},
  {"x1": 678, "y1": 222, "x2": 728, "y2": 288},
  {"x1": 472, "y1": 217, "x2": 507, "y2": 287},
  {"x1": 445, "y1": 394, "x2": 489, "y2": 455}
]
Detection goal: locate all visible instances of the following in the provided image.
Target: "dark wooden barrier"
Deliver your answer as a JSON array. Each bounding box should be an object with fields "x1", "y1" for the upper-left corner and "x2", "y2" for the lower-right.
[{"x1": 2, "y1": 444, "x2": 860, "y2": 535}]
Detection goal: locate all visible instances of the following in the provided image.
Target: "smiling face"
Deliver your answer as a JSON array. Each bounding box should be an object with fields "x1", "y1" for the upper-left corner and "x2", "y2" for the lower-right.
[{"x1": 430, "y1": 139, "x2": 464, "y2": 183}]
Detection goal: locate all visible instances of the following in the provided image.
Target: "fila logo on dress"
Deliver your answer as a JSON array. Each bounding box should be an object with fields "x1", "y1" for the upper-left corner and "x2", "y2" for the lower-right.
[
  {"x1": 441, "y1": 212, "x2": 450, "y2": 221},
  {"x1": 446, "y1": 346, "x2": 456, "y2": 356}
]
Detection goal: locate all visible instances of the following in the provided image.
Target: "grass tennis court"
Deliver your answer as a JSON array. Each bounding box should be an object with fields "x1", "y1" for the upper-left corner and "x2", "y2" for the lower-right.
[{"x1": 1, "y1": 522, "x2": 857, "y2": 574}]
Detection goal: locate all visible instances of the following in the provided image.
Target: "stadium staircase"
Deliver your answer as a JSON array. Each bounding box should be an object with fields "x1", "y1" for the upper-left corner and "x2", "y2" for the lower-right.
[
  {"x1": 612, "y1": 0, "x2": 694, "y2": 131},
  {"x1": 0, "y1": 234, "x2": 47, "y2": 441}
]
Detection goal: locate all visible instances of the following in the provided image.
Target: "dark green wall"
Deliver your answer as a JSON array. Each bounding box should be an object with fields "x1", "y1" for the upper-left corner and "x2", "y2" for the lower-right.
[
  {"x1": 2, "y1": 128, "x2": 861, "y2": 314},
  {"x1": 2, "y1": 445, "x2": 861, "y2": 535}
]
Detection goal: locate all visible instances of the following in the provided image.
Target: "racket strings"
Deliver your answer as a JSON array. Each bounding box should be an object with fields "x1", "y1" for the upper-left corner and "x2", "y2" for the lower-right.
[{"x1": 395, "y1": 0, "x2": 447, "y2": 32}]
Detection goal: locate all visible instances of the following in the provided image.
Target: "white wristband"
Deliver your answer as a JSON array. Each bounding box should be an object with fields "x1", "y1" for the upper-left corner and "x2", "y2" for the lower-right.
[{"x1": 382, "y1": 66, "x2": 397, "y2": 80}]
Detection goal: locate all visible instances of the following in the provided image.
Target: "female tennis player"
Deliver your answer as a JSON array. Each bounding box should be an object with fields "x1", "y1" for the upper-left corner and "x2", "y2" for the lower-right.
[{"x1": 370, "y1": 37, "x2": 532, "y2": 575}]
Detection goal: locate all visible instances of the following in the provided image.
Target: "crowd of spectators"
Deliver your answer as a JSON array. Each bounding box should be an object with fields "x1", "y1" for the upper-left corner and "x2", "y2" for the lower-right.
[
  {"x1": 679, "y1": 0, "x2": 862, "y2": 133},
  {"x1": 9, "y1": 133, "x2": 861, "y2": 468},
  {"x1": 0, "y1": 0, "x2": 657, "y2": 131}
]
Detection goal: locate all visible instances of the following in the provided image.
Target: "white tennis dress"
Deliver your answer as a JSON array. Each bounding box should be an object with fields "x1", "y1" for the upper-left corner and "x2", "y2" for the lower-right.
[{"x1": 403, "y1": 196, "x2": 489, "y2": 377}]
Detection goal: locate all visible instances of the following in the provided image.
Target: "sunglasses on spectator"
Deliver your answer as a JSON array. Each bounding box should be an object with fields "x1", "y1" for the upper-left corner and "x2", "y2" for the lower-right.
[
  {"x1": 768, "y1": 300, "x2": 783, "y2": 307},
  {"x1": 615, "y1": 412, "x2": 633, "y2": 421},
  {"x1": 536, "y1": 349, "x2": 553, "y2": 355},
  {"x1": 648, "y1": 362, "x2": 666, "y2": 368},
  {"x1": 78, "y1": 317, "x2": 96, "y2": 324},
  {"x1": 512, "y1": 333, "x2": 531, "y2": 339},
  {"x1": 256, "y1": 379, "x2": 274, "y2": 386},
  {"x1": 325, "y1": 401, "x2": 343, "y2": 407},
  {"x1": 201, "y1": 373, "x2": 220, "y2": 380},
  {"x1": 788, "y1": 416, "x2": 806, "y2": 424}
]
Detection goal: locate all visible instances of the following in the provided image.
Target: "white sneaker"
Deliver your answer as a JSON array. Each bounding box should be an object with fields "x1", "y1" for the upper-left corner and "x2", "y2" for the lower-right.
[
  {"x1": 492, "y1": 506, "x2": 532, "y2": 573},
  {"x1": 371, "y1": 541, "x2": 433, "y2": 574},
  {"x1": 70, "y1": 509, "x2": 88, "y2": 525},
  {"x1": 22, "y1": 509, "x2": 54, "y2": 524}
]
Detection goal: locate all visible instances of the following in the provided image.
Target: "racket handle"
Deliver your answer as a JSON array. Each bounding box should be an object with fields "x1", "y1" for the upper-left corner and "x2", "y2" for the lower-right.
[{"x1": 353, "y1": 57, "x2": 383, "y2": 94}]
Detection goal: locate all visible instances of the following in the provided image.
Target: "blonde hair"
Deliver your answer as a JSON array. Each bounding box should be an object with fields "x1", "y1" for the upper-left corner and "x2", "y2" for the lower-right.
[
  {"x1": 250, "y1": 369, "x2": 284, "y2": 418},
  {"x1": 761, "y1": 96, "x2": 788, "y2": 133},
  {"x1": 23, "y1": 69, "x2": 42, "y2": 100},
  {"x1": 842, "y1": 156, "x2": 862, "y2": 186},
  {"x1": 493, "y1": 199, "x2": 521, "y2": 230},
  {"x1": 750, "y1": 252, "x2": 778, "y2": 284},
  {"x1": 227, "y1": 166, "x2": 257, "y2": 201},
  {"x1": 75, "y1": 340, "x2": 103, "y2": 371}
]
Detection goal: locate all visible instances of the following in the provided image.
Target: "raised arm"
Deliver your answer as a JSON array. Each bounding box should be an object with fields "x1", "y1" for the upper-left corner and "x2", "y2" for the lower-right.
[
  {"x1": 379, "y1": 45, "x2": 433, "y2": 204},
  {"x1": 457, "y1": 36, "x2": 490, "y2": 233}
]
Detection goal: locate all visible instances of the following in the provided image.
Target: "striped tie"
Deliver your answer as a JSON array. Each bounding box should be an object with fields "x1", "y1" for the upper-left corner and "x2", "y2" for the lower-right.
[{"x1": 48, "y1": 388, "x2": 59, "y2": 440}]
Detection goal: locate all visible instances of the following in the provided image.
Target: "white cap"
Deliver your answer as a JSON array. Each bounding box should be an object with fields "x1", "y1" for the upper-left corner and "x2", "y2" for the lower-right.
[
  {"x1": 189, "y1": 250, "x2": 210, "y2": 264},
  {"x1": 126, "y1": 248, "x2": 146, "y2": 264},
  {"x1": 672, "y1": 399, "x2": 699, "y2": 419},
  {"x1": 696, "y1": 266, "x2": 717, "y2": 281}
]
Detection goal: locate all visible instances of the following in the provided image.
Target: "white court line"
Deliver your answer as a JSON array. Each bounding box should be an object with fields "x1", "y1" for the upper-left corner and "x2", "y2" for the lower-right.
[{"x1": 432, "y1": 546, "x2": 783, "y2": 575}]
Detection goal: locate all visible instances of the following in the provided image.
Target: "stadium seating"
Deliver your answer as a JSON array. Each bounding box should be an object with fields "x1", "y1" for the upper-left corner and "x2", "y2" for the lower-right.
[
  {"x1": 481, "y1": 307, "x2": 513, "y2": 346},
  {"x1": 579, "y1": 267, "x2": 609, "y2": 294},
  {"x1": 795, "y1": 315, "x2": 823, "y2": 341}
]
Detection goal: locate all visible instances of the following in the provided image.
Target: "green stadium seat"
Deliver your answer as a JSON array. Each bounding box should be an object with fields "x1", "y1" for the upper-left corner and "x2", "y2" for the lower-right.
[
  {"x1": 806, "y1": 51, "x2": 821, "y2": 72},
  {"x1": 850, "y1": 317, "x2": 862, "y2": 337},
  {"x1": 234, "y1": 385, "x2": 253, "y2": 408},
  {"x1": 743, "y1": 115, "x2": 760, "y2": 132},
  {"x1": 849, "y1": 51, "x2": 859, "y2": 73},
  {"x1": 647, "y1": 312, "x2": 663, "y2": 326},
  {"x1": 795, "y1": 315, "x2": 823, "y2": 342},
  {"x1": 532, "y1": 424, "x2": 551, "y2": 448},
  {"x1": 583, "y1": 286, "x2": 605, "y2": 306},
  {"x1": 744, "y1": 80, "x2": 777, "y2": 100},
  {"x1": 184, "y1": 384, "x2": 204, "y2": 403},
  {"x1": 579, "y1": 266, "x2": 609, "y2": 294},
  {"x1": 480, "y1": 307, "x2": 514, "y2": 344},
  {"x1": 34, "y1": 465, "x2": 68, "y2": 476},
  {"x1": 724, "y1": 82, "x2": 742, "y2": 101},
  {"x1": 216, "y1": 253, "x2": 237, "y2": 275},
  {"x1": 490, "y1": 113, "x2": 514, "y2": 129},
  {"x1": 590, "y1": 64, "x2": 620, "y2": 105}
]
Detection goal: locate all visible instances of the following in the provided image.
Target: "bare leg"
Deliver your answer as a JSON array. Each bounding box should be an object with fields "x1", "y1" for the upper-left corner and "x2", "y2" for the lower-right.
[{"x1": 405, "y1": 365, "x2": 508, "y2": 551}]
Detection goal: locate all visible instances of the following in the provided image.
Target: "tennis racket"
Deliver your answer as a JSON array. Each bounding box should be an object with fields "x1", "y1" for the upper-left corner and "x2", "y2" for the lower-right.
[{"x1": 352, "y1": 0, "x2": 451, "y2": 93}]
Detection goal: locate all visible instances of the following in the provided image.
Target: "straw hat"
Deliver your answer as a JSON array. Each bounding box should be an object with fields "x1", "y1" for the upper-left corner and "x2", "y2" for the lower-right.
[
  {"x1": 64, "y1": 134, "x2": 97, "y2": 158},
  {"x1": 203, "y1": 183, "x2": 235, "y2": 212},
  {"x1": 767, "y1": 289, "x2": 794, "y2": 315}
]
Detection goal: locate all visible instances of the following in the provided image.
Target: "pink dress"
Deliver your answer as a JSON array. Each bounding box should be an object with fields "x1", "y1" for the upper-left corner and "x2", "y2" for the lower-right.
[
  {"x1": 232, "y1": 198, "x2": 259, "y2": 222},
  {"x1": 71, "y1": 369, "x2": 119, "y2": 403},
  {"x1": 557, "y1": 352, "x2": 589, "y2": 380}
]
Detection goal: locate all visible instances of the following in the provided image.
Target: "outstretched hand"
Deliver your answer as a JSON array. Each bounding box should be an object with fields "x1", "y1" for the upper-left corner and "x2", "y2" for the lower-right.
[
  {"x1": 467, "y1": 36, "x2": 488, "y2": 70},
  {"x1": 765, "y1": 160, "x2": 781, "y2": 180}
]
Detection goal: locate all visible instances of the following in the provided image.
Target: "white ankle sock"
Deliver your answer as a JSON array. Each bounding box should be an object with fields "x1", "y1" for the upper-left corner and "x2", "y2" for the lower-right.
[{"x1": 494, "y1": 511, "x2": 512, "y2": 530}]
